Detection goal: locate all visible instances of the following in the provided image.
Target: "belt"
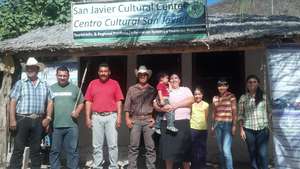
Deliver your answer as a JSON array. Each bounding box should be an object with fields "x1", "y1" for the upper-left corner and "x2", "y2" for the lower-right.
[
  {"x1": 93, "y1": 112, "x2": 115, "y2": 116},
  {"x1": 132, "y1": 114, "x2": 152, "y2": 120},
  {"x1": 17, "y1": 114, "x2": 43, "y2": 119}
]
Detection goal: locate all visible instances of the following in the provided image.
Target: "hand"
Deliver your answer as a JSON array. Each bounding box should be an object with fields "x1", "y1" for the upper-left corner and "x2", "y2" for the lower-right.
[
  {"x1": 210, "y1": 126, "x2": 215, "y2": 137},
  {"x1": 71, "y1": 111, "x2": 79, "y2": 119},
  {"x1": 86, "y1": 118, "x2": 92, "y2": 129},
  {"x1": 42, "y1": 118, "x2": 51, "y2": 128},
  {"x1": 126, "y1": 117, "x2": 134, "y2": 129},
  {"x1": 116, "y1": 116, "x2": 122, "y2": 128},
  {"x1": 240, "y1": 127, "x2": 246, "y2": 141},
  {"x1": 9, "y1": 118, "x2": 17, "y2": 130},
  {"x1": 231, "y1": 125, "x2": 236, "y2": 136},
  {"x1": 148, "y1": 118, "x2": 155, "y2": 128},
  {"x1": 163, "y1": 104, "x2": 174, "y2": 112}
]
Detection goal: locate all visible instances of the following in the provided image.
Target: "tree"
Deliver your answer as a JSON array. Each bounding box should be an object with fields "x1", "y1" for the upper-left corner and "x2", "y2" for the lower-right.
[{"x1": 0, "y1": 0, "x2": 71, "y2": 40}]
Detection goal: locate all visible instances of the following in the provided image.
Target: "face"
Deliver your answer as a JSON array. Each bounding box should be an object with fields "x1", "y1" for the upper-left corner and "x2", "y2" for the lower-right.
[
  {"x1": 161, "y1": 76, "x2": 169, "y2": 84},
  {"x1": 25, "y1": 66, "x2": 39, "y2": 79},
  {"x1": 169, "y1": 74, "x2": 181, "y2": 89},
  {"x1": 138, "y1": 73, "x2": 149, "y2": 84},
  {"x1": 56, "y1": 70, "x2": 69, "y2": 86},
  {"x1": 217, "y1": 84, "x2": 229, "y2": 95},
  {"x1": 98, "y1": 66, "x2": 110, "y2": 82},
  {"x1": 247, "y1": 78, "x2": 259, "y2": 92},
  {"x1": 194, "y1": 89, "x2": 203, "y2": 102}
]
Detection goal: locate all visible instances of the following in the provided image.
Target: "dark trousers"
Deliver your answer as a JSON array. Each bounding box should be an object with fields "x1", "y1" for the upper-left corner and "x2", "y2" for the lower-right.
[
  {"x1": 8, "y1": 115, "x2": 43, "y2": 169},
  {"x1": 244, "y1": 127, "x2": 269, "y2": 169},
  {"x1": 191, "y1": 129, "x2": 207, "y2": 169}
]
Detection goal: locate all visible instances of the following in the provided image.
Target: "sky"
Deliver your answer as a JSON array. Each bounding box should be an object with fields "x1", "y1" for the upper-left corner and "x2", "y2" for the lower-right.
[{"x1": 207, "y1": 0, "x2": 223, "y2": 6}]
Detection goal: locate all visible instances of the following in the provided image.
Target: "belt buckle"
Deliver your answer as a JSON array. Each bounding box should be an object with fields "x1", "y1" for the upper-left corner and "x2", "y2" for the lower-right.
[{"x1": 30, "y1": 114, "x2": 39, "y2": 119}]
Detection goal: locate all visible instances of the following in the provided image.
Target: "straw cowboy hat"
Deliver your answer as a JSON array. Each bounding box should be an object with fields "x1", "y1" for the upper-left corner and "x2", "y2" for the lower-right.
[
  {"x1": 135, "y1": 65, "x2": 152, "y2": 78},
  {"x1": 21, "y1": 57, "x2": 45, "y2": 71}
]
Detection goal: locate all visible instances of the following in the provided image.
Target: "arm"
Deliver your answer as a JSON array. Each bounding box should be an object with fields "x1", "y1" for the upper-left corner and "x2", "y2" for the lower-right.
[
  {"x1": 205, "y1": 105, "x2": 209, "y2": 129},
  {"x1": 231, "y1": 97, "x2": 237, "y2": 135},
  {"x1": 116, "y1": 100, "x2": 122, "y2": 128},
  {"x1": 42, "y1": 99, "x2": 53, "y2": 129},
  {"x1": 171, "y1": 96, "x2": 194, "y2": 110},
  {"x1": 125, "y1": 111, "x2": 134, "y2": 128},
  {"x1": 85, "y1": 101, "x2": 92, "y2": 128},
  {"x1": 9, "y1": 99, "x2": 17, "y2": 130},
  {"x1": 71, "y1": 102, "x2": 84, "y2": 118},
  {"x1": 238, "y1": 96, "x2": 246, "y2": 140}
]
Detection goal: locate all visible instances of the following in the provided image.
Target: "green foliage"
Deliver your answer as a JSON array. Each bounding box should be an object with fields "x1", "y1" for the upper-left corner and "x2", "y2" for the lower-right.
[{"x1": 0, "y1": 0, "x2": 71, "y2": 40}]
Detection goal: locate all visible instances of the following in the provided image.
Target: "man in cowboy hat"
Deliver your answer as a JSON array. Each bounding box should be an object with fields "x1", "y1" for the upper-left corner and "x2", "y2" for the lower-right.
[
  {"x1": 124, "y1": 65, "x2": 157, "y2": 169},
  {"x1": 85, "y1": 63, "x2": 124, "y2": 169},
  {"x1": 8, "y1": 57, "x2": 53, "y2": 169}
]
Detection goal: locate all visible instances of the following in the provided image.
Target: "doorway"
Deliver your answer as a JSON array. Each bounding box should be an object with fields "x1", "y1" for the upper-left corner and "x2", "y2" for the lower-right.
[
  {"x1": 192, "y1": 51, "x2": 245, "y2": 102},
  {"x1": 137, "y1": 54, "x2": 181, "y2": 86}
]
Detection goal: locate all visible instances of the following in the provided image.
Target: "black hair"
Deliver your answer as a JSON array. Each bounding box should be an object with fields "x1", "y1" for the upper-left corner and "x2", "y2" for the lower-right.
[
  {"x1": 194, "y1": 86, "x2": 204, "y2": 95},
  {"x1": 98, "y1": 63, "x2": 110, "y2": 69},
  {"x1": 56, "y1": 66, "x2": 69, "y2": 74},
  {"x1": 246, "y1": 74, "x2": 264, "y2": 106},
  {"x1": 217, "y1": 77, "x2": 229, "y2": 86},
  {"x1": 157, "y1": 72, "x2": 168, "y2": 81}
]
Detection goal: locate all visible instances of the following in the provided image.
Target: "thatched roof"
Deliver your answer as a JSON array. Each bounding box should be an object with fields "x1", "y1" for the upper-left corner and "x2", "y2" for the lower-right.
[
  {"x1": 1, "y1": 14, "x2": 300, "y2": 53},
  {"x1": 208, "y1": 0, "x2": 300, "y2": 16}
]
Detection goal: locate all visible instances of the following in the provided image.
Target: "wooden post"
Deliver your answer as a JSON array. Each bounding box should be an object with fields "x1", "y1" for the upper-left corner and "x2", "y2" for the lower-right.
[{"x1": 0, "y1": 53, "x2": 15, "y2": 168}]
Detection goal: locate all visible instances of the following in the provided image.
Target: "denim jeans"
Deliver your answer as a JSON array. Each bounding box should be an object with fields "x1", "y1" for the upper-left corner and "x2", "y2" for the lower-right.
[
  {"x1": 155, "y1": 111, "x2": 175, "y2": 129},
  {"x1": 8, "y1": 115, "x2": 43, "y2": 169},
  {"x1": 191, "y1": 129, "x2": 207, "y2": 169},
  {"x1": 128, "y1": 118, "x2": 156, "y2": 169},
  {"x1": 244, "y1": 127, "x2": 269, "y2": 169},
  {"x1": 215, "y1": 121, "x2": 233, "y2": 169},
  {"x1": 49, "y1": 126, "x2": 79, "y2": 169},
  {"x1": 92, "y1": 113, "x2": 118, "y2": 169}
]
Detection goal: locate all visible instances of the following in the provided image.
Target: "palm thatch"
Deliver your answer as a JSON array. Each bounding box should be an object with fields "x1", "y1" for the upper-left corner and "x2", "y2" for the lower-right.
[{"x1": 0, "y1": 14, "x2": 300, "y2": 54}]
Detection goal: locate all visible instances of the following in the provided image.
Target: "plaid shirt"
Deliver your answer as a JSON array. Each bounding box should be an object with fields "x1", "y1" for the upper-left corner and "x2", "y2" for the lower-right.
[
  {"x1": 238, "y1": 93, "x2": 269, "y2": 130},
  {"x1": 10, "y1": 78, "x2": 53, "y2": 115}
]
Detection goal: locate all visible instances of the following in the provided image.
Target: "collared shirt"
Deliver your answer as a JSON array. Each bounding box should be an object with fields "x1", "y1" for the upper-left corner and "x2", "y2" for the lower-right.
[
  {"x1": 124, "y1": 84, "x2": 156, "y2": 116},
  {"x1": 212, "y1": 91, "x2": 236, "y2": 122},
  {"x1": 85, "y1": 78, "x2": 124, "y2": 112},
  {"x1": 238, "y1": 93, "x2": 269, "y2": 130},
  {"x1": 10, "y1": 78, "x2": 53, "y2": 115}
]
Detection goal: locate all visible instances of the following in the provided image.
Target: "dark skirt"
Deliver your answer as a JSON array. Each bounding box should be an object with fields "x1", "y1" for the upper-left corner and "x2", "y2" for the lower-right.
[{"x1": 159, "y1": 119, "x2": 192, "y2": 162}]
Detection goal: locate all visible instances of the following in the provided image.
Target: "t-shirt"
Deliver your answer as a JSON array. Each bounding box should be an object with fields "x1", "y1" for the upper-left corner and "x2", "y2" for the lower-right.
[
  {"x1": 212, "y1": 91, "x2": 236, "y2": 122},
  {"x1": 51, "y1": 82, "x2": 84, "y2": 128},
  {"x1": 156, "y1": 82, "x2": 169, "y2": 97},
  {"x1": 165, "y1": 87, "x2": 193, "y2": 120},
  {"x1": 191, "y1": 101, "x2": 209, "y2": 130},
  {"x1": 85, "y1": 78, "x2": 124, "y2": 112}
]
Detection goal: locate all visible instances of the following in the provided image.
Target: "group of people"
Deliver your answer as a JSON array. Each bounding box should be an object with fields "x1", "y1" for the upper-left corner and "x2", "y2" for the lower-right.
[{"x1": 8, "y1": 57, "x2": 271, "y2": 169}]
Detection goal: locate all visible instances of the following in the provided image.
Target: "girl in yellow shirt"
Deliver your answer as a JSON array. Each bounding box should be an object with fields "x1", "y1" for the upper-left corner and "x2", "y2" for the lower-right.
[{"x1": 190, "y1": 86, "x2": 209, "y2": 169}]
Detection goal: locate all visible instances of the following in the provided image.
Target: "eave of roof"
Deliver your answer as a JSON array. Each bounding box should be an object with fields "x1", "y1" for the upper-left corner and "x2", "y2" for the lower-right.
[{"x1": 1, "y1": 14, "x2": 300, "y2": 53}]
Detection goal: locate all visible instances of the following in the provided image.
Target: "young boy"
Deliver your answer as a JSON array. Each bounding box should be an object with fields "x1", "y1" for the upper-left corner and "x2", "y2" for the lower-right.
[{"x1": 155, "y1": 72, "x2": 178, "y2": 134}]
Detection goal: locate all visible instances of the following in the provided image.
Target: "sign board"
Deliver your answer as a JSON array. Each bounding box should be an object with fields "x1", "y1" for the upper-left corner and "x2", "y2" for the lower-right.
[
  {"x1": 267, "y1": 45, "x2": 300, "y2": 169},
  {"x1": 72, "y1": 0, "x2": 207, "y2": 43}
]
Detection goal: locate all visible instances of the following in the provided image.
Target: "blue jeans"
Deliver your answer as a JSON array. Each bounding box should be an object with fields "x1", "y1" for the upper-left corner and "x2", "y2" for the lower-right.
[
  {"x1": 92, "y1": 113, "x2": 118, "y2": 169},
  {"x1": 244, "y1": 127, "x2": 269, "y2": 169},
  {"x1": 49, "y1": 126, "x2": 79, "y2": 169},
  {"x1": 215, "y1": 121, "x2": 233, "y2": 169}
]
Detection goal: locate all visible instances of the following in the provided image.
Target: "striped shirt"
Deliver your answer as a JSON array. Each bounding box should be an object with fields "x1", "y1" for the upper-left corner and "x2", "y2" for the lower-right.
[
  {"x1": 10, "y1": 78, "x2": 53, "y2": 115},
  {"x1": 212, "y1": 91, "x2": 236, "y2": 122},
  {"x1": 238, "y1": 93, "x2": 269, "y2": 130},
  {"x1": 124, "y1": 84, "x2": 156, "y2": 116}
]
